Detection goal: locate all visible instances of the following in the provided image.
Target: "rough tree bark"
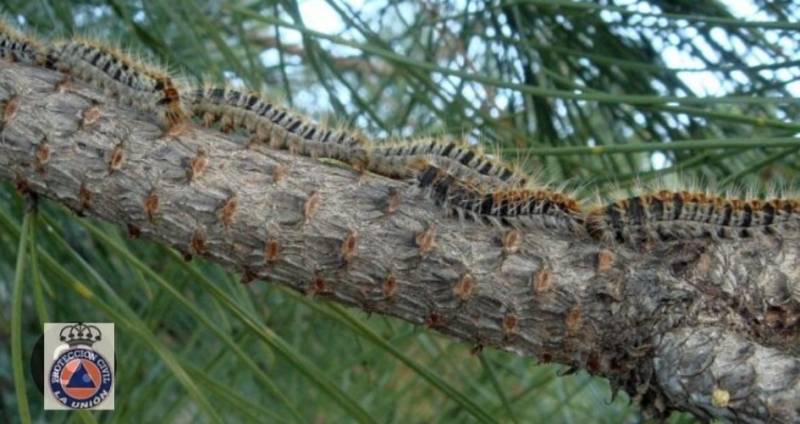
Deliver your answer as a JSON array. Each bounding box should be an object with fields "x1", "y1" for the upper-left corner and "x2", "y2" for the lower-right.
[{"x1": 1, "y1": 62, "x2": 798, "y2": 423}]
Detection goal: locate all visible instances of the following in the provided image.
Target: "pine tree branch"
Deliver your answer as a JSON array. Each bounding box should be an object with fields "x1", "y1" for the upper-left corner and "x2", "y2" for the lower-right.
[{"x1": 1, "y1": 61, "x2": 797, "y2": 423}]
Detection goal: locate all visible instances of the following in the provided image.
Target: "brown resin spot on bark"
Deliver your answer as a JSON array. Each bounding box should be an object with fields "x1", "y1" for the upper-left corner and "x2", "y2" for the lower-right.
[
  {"x1": 80, "y1": 105, "x2": 102, "y2": 128},
  {"x1": 218, "y1": 194, "x2": 238, "y2": 229},
  {"x1": 384, "y1": 187, "x2": 401, "y2": 215},
  {"x1": 532, "y1": 265, "x2": 552, "y2": 294},
  {"x1": 54, "y1": 77, "x2": 71, "y2": 93},
  {"x1": 425, "y1": 311, "x2": 442, "y2": 328},
  {"x1": 383, "y1": 273, "x2": 397, "y2": 301},
  {"x1": 187, "y1": 149, "x2": 208, "y2": 182},
  {"x1": 765, "y1": 307, "x2": 784, "y2": 328},
  {"x1": 596, "y1": 249, "x2": 615, "y2": 273},
  {"x1": 14, "y1": 174, "x2": 29, "y2": 195},
  {"x1": 2, "y1": 95, "x2": 19, "y2": 128},
  {"x1": 264, "y1": 237, "x2": 280, "y2": 263},
  {"x1": 415, "y1": 224, "x2": 436, "y2": 256},
  {"x1": 586, "y1": 352, "x2": 601, "y2": 373},
  {"x1": 501, "y1": 229, "x2": 522, "y2": 254},
  {"x1": 143, "y1": 190, "x2": 159, "y2": 223},
  {"x1": 108, "y1": 143, "x2": 124, "y2": 175},
  {"x1": 162, "y1": 120, "x2": 188, "y2": 139},
  {"x1": 304, "y1": 191, "x2": 321, "y2": 224},
  {"x1": 340, "y1": 228, "x2": 358, "y2": 265},
  {"x1": 34, "y1": 140, "x2": 49, "y2": 172},
  {"x1": 190, "y1": 229, "x2": 207, "y2": 255},
  {"x1": 78, "y1": 183, "x2": 92, "y2": 211},
  {"x1": 272, "y1": 163, "x2": 289, "y2": 183},
  {"x1": 310, "y1": 275, "x2": 327, "y2": 296},
  {"x1": 566, "y1": 307, "x2": 582, "y2": 333},
  {"x1": 503, "y1": 313, "x2": 518, "y2": 336},
  {"x1": 453, "y1": 273, "x2": 475, "y2": 301}
]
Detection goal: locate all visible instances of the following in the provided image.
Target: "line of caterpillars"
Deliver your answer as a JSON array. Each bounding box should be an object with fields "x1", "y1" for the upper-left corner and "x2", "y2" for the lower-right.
[
  {"x1": 189, "y1": 86, "x2": 528, "y2": 188},
  {"x1": 2, "y1": 20, "x2": 798, "y2": 246},
  {"x1": 8, "y1": 20, "x2": 800, "y2": 356},
  {"x1": 418, "y1": 160, "x2": 800, "y2": 243},
  {"x1": 1, "y1": 21, "x2": 528, "y2": 188}
]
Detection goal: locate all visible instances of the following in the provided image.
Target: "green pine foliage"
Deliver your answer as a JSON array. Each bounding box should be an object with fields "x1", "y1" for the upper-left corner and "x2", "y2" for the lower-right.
[{"x1": 2, "y1": 1, "x2": 797, "y2": 422}]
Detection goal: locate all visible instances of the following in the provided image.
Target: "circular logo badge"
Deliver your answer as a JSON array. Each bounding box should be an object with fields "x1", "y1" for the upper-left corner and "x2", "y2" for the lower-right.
[{"x1": 49, "y1": 347, "x2": 113, "y2": 409}]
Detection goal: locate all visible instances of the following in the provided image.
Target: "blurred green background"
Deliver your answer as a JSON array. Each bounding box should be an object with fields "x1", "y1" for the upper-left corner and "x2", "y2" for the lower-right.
[{"x1": 1, "y1": 0, "x2": 798, "y2": 422}]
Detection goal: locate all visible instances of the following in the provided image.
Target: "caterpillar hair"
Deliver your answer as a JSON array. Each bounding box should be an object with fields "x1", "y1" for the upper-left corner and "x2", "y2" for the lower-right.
[
  {"x1": 368, "y1": 137, "x2": 529, "y2": 188},
  {"x1": 189, "y1": 86, "x2": 370, "y2": 169},
  {"x1": 586, "y1": 190, "x2": 800, "y2": 244},
  {"x1": 49, "y1": 37, "x2": 186, "y2": 128},
  {"x1": 416, "y1": 161, "x2": 583, "y2": 233},
  {"x1": 190, "y1": 86, "x2": 529, "y2": 186},
  {"x1": 0, "y1": 18, "x2": 53, "y2": 66}
]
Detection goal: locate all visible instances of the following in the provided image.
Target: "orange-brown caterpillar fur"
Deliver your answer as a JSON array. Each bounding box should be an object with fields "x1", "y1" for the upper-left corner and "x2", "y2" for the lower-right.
[
  {"x1": 0, "y1": 18, "x2": 53, "y2": 66},
  {"x1": 189, "y1": 86, "x2": 370, "y2": 169},
  {"x1": 586, "y1": 190, "x2": 800, "y2": 244},
  {"x1": 50, "y1": 38, "x2": 186, "y2": 128},
  {"x1": 416, "y1": 162, "x2": 583, "y2": 233},
  {"x1": 417, "y1": 158, "x2": 799, "y2": 244},
  {"x1": 189, "y1": 87, "x2": 526, "y2": 187},
  {"x1": 13, "y1": 30, "x2": 797, "y2": 248},
  {"x1": 368, "y1": 138, "x2": 528, "y2": 188}
]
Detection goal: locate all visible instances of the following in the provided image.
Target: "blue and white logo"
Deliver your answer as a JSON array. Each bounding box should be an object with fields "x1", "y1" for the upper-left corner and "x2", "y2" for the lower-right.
[{"x1": 44, "y1": 323, "x2": 114, "y2": 410}]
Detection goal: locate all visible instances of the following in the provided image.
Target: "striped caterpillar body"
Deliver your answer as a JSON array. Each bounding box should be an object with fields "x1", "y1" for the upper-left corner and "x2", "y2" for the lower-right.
[
  {"x1": 189, "y1": 87, "x2": 371, "y2": 169},
  {"x1": 189, "y1": 87, "x2": 529, "y2": 186},
  {"x1": 586, "y1": 190, "x2": 800, "y2": 244},
  {"x1": 14, "y1": 30, "x2": 795, "y2": 250},
  {"x1": 368, "y1": 138, "x2": 529, "y2": 188},
  {"x1": 416, "y1": 162, "x2": 583, "y2": 233},
  {"x1": 42, "y1": 38, "x2": 795, "y2": 246},
  {"x1": 49, "y1": 38, "x2": 186, "y2": 127},
  {"x1": 0, "y1": 19, "x2": 52, "y2": 66}
]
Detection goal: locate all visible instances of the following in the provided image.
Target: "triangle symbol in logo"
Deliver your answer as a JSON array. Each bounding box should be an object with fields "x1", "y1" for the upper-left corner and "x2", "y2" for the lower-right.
[{"x1": 66, "y1": 361, "x2": 96, "y2": 388}]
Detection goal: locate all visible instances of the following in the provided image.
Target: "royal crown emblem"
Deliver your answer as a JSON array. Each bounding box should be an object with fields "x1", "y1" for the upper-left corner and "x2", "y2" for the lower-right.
[{"x1": 59, "y1": 323, "x2": 102, "y2": 347}]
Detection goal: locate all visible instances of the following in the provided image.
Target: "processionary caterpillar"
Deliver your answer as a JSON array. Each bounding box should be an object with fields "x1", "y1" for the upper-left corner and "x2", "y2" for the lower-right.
[
  {"x1": 415, "y1": 161, "x2": 583, "y2": 233},
  {"x1": 11, "y1": 28, "x2": 794, "y2": 249},
  {"x1": 0, "y1": 23, "x2": 530, "y2": 188},
  {"x1": 586, "y1": 190, "x2": 800, "y2": 244},
  {"x1": 0, "y1": 18, "x2": 53, "y2": 66},
  {"x1": 190, "y1": 86, "x2": 371, "y2": 169},
  {"x1": 368, "y1": 138, "x2": 528, "y2": 188},
  {"x1": 190, "y1": 87, "x2": 527, "y2": 187},
  {"x1": 417, "y1": 153, "x2": 800, "y2": 244},
  {"x1": 49, "y1": 38, "x2": 187, "y2": 129}
]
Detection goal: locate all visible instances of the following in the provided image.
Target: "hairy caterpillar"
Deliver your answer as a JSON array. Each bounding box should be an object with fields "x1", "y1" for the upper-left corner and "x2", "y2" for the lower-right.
[
  {"x1": 190, "y1": 87, "x2": 528, "y2": 186},
  {"x1": 415, "y1": 162, "x2": 583, "y2": 233},
  {"x1": 5, "y1": 27, "x2": 526, "y2": 188},
  {"x1": 20, "y1": 31, "x2": 794, "y2": 250},
  {"x1": 49, "y1": 37, "x2": 187, "y2": 128},
  {"x1": 0, "y1": 18, "x2": 52, "y2": 66},
  {"x1": 189, "y1": 86, "x2": 370, "y2": 168},
  {"x1": 368, "y1": 138, "x2": 528, "y2": 188},
  {"x1": 586, "y1": 190, "x2": 800, "y2": 243}
]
